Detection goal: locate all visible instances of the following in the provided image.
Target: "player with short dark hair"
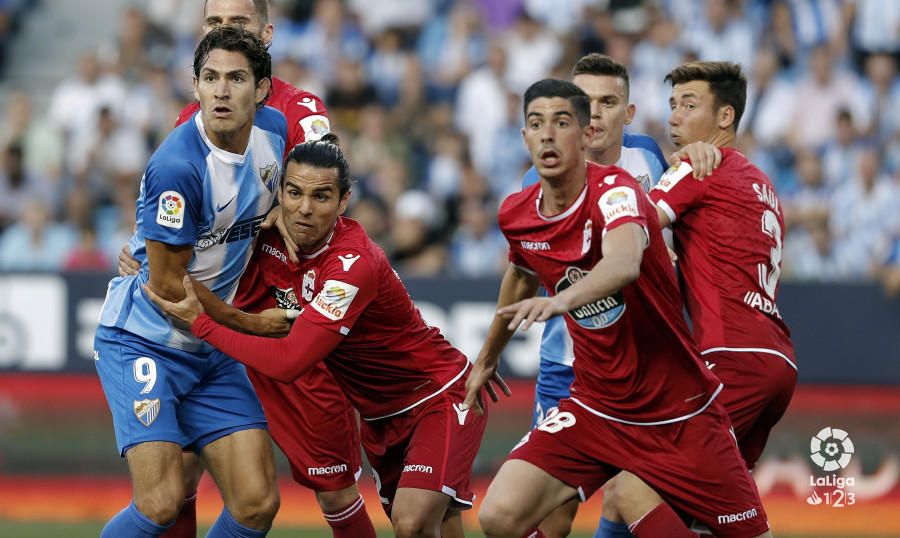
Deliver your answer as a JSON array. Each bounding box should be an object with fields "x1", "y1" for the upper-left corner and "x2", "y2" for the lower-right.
[
  {"x1": 94, "y1": 26, "x2": 285, "y2": 538},
  {"x1": 519, "y1": 55, "x2": 716, "y2": 538},
  {"x1": 114, "y1": 2, "x2": 371, "y2": 537},
  {"x1": 463, "y1": 78, "x2": 772, "y2": 538},
  {"x1": 602, "y1": 60, "x2": 796, "y2": 535},
  {"x1": 146, "y1": 139, "x2": 495, "y2": 538}
]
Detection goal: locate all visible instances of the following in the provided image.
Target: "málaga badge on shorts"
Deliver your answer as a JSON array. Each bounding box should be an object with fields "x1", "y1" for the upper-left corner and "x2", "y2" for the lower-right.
[{"x1": 134, "y1": 398, "x2": 160, "y2": 427}]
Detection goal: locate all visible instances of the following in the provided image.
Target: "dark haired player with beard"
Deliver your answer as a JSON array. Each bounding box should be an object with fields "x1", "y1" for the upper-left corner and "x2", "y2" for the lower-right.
[
  {"x1": 147, "y1": 139, "x2": 495, "y2": 538},
  {"x1": 463, "y1": 79, "x2": 772, "y2": 538}
]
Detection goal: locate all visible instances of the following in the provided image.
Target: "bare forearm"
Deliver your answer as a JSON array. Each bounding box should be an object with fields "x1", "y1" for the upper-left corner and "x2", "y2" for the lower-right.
[
  {"x1": 478, "y1": 265, "x2": 539, "y2": 365},
  {"x1": 555, "y1": 223, "x2": 644, "y2": 311},
  {"x1": 555, "y1": 257, "x2": 638, "y2": 311},
  {"x1": 190, "y1": 280, "x2": 274, "y2": 335}
]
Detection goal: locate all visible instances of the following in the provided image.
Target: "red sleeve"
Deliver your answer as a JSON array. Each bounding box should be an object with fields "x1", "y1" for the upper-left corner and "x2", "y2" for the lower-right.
[
  {"x1": 175, "y1": 102, "x2": 200, "y2": 127},
  {"x1": 232, "y1": 250, "x2": 270, "y2": 312},
  {"x1": 192, "y1": 313, "x2": 342, "y2": 383},
  {"x1": 649, "y1": 160, "x2": 707, "y2": 223},
  {"x1": 595, "y1": 172, "x2": 648, "y2": 237},
  {"x1": 506, "y1": 244, "x2": 536, "y2": 276},
  {"x1": 285, "y1": 91, "x2": 330, "y2": 149},
  {"x1": 300, "y1": 250, "x2": 378, "y2": 335}
]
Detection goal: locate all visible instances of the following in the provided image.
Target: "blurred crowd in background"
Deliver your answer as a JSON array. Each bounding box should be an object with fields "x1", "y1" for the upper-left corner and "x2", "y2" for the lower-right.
[{"x1": 0, "y1": 0, "x2": 898, "y2": 294}]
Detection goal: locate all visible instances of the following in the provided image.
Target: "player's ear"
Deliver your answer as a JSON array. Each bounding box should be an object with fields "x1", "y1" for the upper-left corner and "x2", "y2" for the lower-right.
[
  {"x1": 192, "y1": 77, "x2": 200, "y2": 103},
  {"x1": 624, "y1": 103, "x2": 636, "y2": 126},
  {"x1": 255, "y1": 77, "x2": 272, "y2": 106},
  {"x1": 717, "y1": 104, "x2": 735, "y2": 131},
  {"x1": 261, "y1": 23, "x2": 274, "y2": 46},
  {"x1": 582, "y1": 123, "x2": 595, "y2": 148},
  {"x1": 338, "y1": 189, "x2": 351, "y2": 216}
]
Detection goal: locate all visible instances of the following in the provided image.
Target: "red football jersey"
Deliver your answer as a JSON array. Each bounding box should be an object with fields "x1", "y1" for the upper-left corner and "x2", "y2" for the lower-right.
[
  {"x1": 650, "y1": 148, "x2": 795, "y2": 366},
  {"x1": 233, "y1": 218, "x2": 470, "y2": 420},
  {"x1": 176, "y1": 77, "x2": 330, "y2": 158},
  {"x1": 500, "y1": 162, "x2": 720, "y2": 424}
]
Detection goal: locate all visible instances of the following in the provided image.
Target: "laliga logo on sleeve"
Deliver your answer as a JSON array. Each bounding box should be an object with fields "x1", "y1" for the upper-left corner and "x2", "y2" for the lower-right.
[
  {"x1": 810, "y1": 426, "x2": 854, "y2": 471},
  {"x1": 157, "y1": 191, "x2": 185, "y2": 229}
]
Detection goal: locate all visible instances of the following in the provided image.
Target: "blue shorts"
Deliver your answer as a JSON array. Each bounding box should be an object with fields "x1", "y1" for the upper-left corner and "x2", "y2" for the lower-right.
[
  {"x1": 531, "y1": 358, "x2": 575, "y2": 428},
  {"x1": 94, "y1": 325, "x2": 267, "y2": 456}
]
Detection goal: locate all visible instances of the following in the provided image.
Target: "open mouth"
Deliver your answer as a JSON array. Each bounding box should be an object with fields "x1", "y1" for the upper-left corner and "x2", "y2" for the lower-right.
[
  {"x1": 539, "y1": 148, "x2": 561, "y2": 167},
  {"x1": 212, "y1": 105, "x2": 232, "y2": 118}
]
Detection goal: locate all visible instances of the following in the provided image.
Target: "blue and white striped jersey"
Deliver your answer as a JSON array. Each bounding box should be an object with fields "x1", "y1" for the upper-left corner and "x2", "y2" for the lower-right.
[
  {"x1": 521, "y1": 133, "x2": 667, "y2": 366},
  {"x1": 99, "y1": 107, "x2": 287, "y2": 352}
]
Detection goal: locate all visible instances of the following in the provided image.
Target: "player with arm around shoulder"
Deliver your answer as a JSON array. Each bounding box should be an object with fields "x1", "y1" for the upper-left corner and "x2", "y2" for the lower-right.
[
  {"x1": 519, "y1": 53, "x2": 719, "y2": 538},
  {"x1": 464, "y1": 79, "x2": 773, "y2": 538},
  {"x1": 148, "y1": 139, "x2": 507, "y2": 538},
  {"x1": 603, "y1": 61, "x2": 798, "y2": 536}
]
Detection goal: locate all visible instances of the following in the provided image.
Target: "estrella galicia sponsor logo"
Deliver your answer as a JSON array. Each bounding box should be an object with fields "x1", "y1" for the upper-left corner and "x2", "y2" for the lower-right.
[
  {"x1": 716, "y1": 508, "x2": 758, "y2": 525},
  {"x1": 274, "y1": 287, "x2": 299, "y2": 310},
  {"x1": 133, "y1": 398, "x2": 160, "y2": 427},
  {"x1": 555, "y1": 266, "x2": 625, "y2": 329},
  {"x1": 403, "y1": 464, "x2": 433, "y2": 474},
  {"x1": 308, "y1": 464, "x2": 348, "y2": 476},
  {"x1": 194, "y1": 214, "x2": 266, "y2": 248}
]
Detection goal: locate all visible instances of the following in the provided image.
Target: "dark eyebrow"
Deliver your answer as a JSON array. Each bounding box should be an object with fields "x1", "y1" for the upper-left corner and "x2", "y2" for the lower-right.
[
  {"x1": 526, "y1": 110, "x2": 574, "y2": 119},
  {"x1": 200, "y1": 67, "x2": 251, "y2": 77}
]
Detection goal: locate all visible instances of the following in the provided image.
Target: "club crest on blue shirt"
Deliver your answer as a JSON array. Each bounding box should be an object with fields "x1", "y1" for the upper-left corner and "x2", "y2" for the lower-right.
[
  {"x1": 260, "y1": 162, "x2": 280, "y2": 192},
  {"x1": 133, "y1": 398, "x2": 160, "y2": 427}
]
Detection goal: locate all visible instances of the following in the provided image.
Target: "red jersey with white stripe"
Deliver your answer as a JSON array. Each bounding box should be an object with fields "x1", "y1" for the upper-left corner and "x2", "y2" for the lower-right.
[
  {"x1": 649, "y1": 148, "x2": 795, "y2": 366},
  {"x1": 234, "y1": 218, "x2": 470, "y2": 420},
  {"x1": 176, "y1": 77, "x2": 330, "y2": 158},
  {"x1": 499, "y1": 162, "x2": 720, "y2": 424}
]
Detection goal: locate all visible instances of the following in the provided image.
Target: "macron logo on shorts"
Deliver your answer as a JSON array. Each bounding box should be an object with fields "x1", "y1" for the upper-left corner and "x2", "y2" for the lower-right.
[
  {"x1": 403, "y1": 464, "x2": 433, "y2": 474},
  {"x1": 308, "y1": 464, "x2": 348, "y2": 476},
  {"x1": 717, "y1": 508, "x2": 759, "y2": 525}
]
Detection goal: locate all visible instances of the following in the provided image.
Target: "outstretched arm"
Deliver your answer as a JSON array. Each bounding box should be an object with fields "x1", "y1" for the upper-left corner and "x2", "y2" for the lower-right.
[
  {"x1": 146, "y1": 276, "x2": 340, "y2": 382},
  {"x1": 145, "y1": 240, "x2": 293, "y2": 337},
  {"x1": 462, "y1": 264, "x2": 540, "y2": 413}
]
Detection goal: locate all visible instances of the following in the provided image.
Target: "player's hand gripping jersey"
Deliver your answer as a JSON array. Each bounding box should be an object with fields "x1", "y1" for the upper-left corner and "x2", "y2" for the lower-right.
[
  {"x1": 650, "y1": 147, "x2": 795, "y2": 367},
  {"x1": 501, "y1": 162, "x2": 720, "y2": 424}
]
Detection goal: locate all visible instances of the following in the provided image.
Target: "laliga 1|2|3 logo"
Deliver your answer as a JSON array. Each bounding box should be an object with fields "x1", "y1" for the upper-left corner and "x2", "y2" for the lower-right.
[{"x1": 806, "y1": 426, "x2": 856, "y2": 508}]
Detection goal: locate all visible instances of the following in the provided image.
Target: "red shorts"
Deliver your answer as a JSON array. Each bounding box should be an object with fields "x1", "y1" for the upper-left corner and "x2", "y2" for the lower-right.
[
  {"x1": 706, "y1": 350, "x2": 797, "y2": 469},
  {"x1": 247, "y1": 362, "x2": 361, "y2": 491},
  {"x1": 510, "y1": 398, "x2": 769, "y2": 538},
  {"x1": 360, "y1": 375, "x2": 487, "y2": 515}
]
